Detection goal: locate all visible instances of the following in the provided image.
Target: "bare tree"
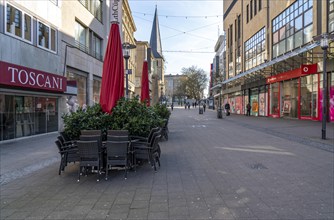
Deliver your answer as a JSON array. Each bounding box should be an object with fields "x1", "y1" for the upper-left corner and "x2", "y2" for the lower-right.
[{"x1": 175, "y1": 66, "x2": 208, "y2": 101}]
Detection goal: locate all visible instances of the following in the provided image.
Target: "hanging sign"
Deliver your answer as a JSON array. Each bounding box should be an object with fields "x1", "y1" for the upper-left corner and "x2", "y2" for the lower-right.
[{"x1": 301, "y1": 64, "x2": 317, "y2": 75}]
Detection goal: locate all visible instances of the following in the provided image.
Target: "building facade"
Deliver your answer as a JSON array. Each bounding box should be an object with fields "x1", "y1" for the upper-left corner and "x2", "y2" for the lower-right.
[
  {"x1": 164, "y1": 74, "x2": 187, "y2": 106},
  {"x1": 134, "y1": 41, "x2": 153, "y2": 100},
  {"x1": 0, "y1": 0, "x2": 138, "y2": 142},
  {"x1": 216, "y1": 0, "x2": 334, "y2": 121}
]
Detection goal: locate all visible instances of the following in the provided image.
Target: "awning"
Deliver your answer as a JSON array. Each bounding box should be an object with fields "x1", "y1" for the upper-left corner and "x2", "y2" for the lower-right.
[
  {"x1": 210, "y1": 83, "x2": 222, "y2": 90},
  {"x1": 221, "y1": 42, "x2": 319, "y2": 85}
]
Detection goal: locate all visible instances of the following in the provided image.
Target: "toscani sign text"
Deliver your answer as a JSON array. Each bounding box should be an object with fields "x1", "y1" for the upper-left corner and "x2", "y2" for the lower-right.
[{"x1": 0, "y1": 61, "x2": 67, "y2": 92}]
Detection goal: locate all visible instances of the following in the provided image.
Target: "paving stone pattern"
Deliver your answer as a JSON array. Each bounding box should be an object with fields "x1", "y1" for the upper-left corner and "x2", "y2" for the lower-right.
[{"x1": 0, "y1": 107, "x2": 333, "y2": 219}]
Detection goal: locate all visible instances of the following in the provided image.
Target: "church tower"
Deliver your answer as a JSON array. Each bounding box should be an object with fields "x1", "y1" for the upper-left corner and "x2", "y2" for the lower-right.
[{"x1": 149, "y1": 6, "x2": 165, "y2": 105}]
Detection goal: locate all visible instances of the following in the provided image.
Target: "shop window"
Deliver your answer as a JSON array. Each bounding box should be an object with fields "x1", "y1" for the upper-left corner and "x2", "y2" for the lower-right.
[
  {"x1": 270, "y1": 83, "x2": 279, "y2": 115},
  {"x1": 66, "y1": 72, "x2": 87, "y2": 108},
  {"x1": 93, "y1": 79, "x2": 101, "y2": 104},
  {"x1": 37, "y1": 21, "x2": 57, "y2": 52},
  {"x1": 5, "y1": 3, "x2": 32, "y2": 43}
]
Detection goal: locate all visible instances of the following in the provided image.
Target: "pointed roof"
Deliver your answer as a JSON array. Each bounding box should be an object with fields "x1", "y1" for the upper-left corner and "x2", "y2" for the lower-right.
[{"x1": 150, "y1": 7, "x2": 163, "y2": 59}]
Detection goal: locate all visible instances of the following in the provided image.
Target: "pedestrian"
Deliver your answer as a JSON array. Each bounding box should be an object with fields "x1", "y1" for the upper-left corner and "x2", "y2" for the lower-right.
[
  {"x1": 188, "y1": 102, "x2": 190, "y2": 109},
  {"x1": 171, "y1": 103, "x2": 174, "y2": 111},
  {"x1": 246, "y1": 103, "x2": 251, "y2": 116},
  {"x1": 225, "y1": 102, "x2": 231, "y2": 116},
  {"x1": 203, "y1": 103, "x2": 206, "y2": 112}
]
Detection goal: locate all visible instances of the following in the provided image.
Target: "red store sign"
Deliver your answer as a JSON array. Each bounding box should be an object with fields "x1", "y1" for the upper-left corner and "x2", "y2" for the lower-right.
[
  {"x1": 0, "y1": 61, "x2": 66, "y2": 92},
  {"x1": 266, "y1": 64, "x2": 318, "y2": 84}
]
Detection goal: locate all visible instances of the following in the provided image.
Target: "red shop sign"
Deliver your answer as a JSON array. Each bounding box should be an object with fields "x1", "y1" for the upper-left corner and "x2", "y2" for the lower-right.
[
  {"x1": 0, "y1": 61, "x2": 66, "y2": 92},
  {"x1": 266, "y1": 63, "x2": 318, "y2": 84}
]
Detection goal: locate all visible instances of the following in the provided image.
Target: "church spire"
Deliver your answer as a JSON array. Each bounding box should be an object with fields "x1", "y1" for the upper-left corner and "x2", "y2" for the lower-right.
[{"x1": 150, "y1": 7, "x2": 163, "y2": 59}]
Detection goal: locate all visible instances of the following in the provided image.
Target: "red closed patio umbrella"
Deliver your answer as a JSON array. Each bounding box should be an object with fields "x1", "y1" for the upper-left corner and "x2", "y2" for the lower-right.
[
  {"x1": 140, "y1": 61, "x2": 150, "y2": 106},
  {"x1": 99, "y1": 22, "x2": 124, "y2": 113}
]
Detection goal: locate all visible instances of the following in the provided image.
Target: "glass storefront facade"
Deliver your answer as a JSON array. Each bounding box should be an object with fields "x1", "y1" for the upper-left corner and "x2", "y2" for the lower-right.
[
  {"x1": 281, "y1": 79, "x2": 298, "y2": 118},
  {"x1": 270, "y1": 82, "x2": 279, "y2": 116},
  {"x1": 66, "y1": 71, "x2": 87, "y2": 108},
  {"x1": 300, "y1": 74, "x2": 318, "y2": 119},
  {"x1": 250, "y1": 88, "x2": 259, "y2": 116},
  {"x1": 259, "y1": 86, "x2": 267, "y2": 116},
  {"x1": 93, "y1": 78, "x2": 101, "y2": 104},
  {"x1": 0, "y1": 94, "x2": 58, "y2": 141}
]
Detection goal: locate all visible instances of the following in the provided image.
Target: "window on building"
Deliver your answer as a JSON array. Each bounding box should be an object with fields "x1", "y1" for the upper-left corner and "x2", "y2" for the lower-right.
[
  {"x1": 230, "y1": 24, "x2": 233, "y2": 46},
  {"x1": 244, "y1": 27, "x2": 266, "y2": 71},
  {"x1": 49, "y1": 0, "x2": 58, "y2": 5},
  {"x1": 5, "y1": 3, "x2": 32, "y2": 43},
  {"x1": 254, "y1": 0, "x2": 257, "y2": 15},
  {"x1": 78, "y1": 0, "x2": 102, "y2": 22},
  {"x1": 37, "y1": 21, "x2": 57, "y2": 52},
  {"x1": 329, "y1": 0, "x2": 334, "y2": 33},
  {"x1": 247, "y1": 5, "x2": 249, "y2": 23},
  {"x1": 250, "y1": 0, "x2": 253, "y2": 19},
  {"x1": 272, "y1": 0, "x2": 313, "y2": 58},
  {"x1": 92, "y1": 33, "x2": 102, "y2": 60},
  {"x1": 75, "y1": 21, "x2": 89, "y2": 53},
  {"x1": 237, "y1": 15, "x2": 241, "y2": 39},
  {"x1": 235, "y1": 19, "x2": 237, "y2": 41},
  {"x1": 259, "y1": 0, "x2": 262, "y2": 11}
]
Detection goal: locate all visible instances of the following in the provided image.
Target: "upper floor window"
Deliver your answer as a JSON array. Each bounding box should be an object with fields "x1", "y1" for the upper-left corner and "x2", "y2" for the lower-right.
[
  {"x1": 246, "y1": 5, "x2": 249, "y2": 23},
  {"x1": 259, "y1": 0, "x2": 262, "y2": 11},
  {"x1": 244, "y1": 27, "x2": 266, "y2": 71},
  {"x1": 75, "y1": 21, "x2": 89, "y2": 53},
  {"x1": 272, "y1": 0, "x2": 313, "y2": 58},
  {"x1": 49, "y1": 0, "x2": 58, "y2": 6},
  {"x1": 37, "y1": 21, "x2": 57, "y2": 52},
  {"x1": 79, "y1": 0, "x2": 102, "y2": 22},
  {"x1": 92, "y1": 33, "x2": 102, "y2": 60},
  {"x1": 5, "y1": 3, "x2": 32, "y2": 43},
  {"x1": 329, "y1": 0, "x2": 334, "y2": 33}
]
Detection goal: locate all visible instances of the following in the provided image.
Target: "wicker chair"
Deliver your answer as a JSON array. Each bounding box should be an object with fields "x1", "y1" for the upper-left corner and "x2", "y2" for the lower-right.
[
  {"x1": 81, "y1": 130, "x2": 102, "y2": 136},
  {"x1": 105, "y1": 137, "x2": 129, "y2": 180},
  {"x1": 161, "y1": 119, "x2": 169, "y2": 140},
  {"x1": 79, "y1": 135, "x2": 104, "y2": 169},
  {"x1": 55, "y1": 140, "x2": 78, "y2": 175},
  {"x1": 132, "y1": 127, "x2": 162, "y2": 171},
  {"x1": 76, "y1": 140, "x2": 101, "y2": 182}
]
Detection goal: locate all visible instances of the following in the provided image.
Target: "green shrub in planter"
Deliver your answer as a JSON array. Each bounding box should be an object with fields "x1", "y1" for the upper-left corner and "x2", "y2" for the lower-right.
[
  {"x1": 110, "y1": 97, "x2": 164, "y2": 137},
  {"x1": 153, "y1": 103, "x2": 171, "y2": 120},
  {"x1": 62, "y1": 97, "x2": 164, "y2": 140}
]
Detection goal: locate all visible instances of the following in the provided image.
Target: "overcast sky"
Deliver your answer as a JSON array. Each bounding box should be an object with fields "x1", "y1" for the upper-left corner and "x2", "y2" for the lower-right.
[{"x1": 128, "y1": 0, "x2": 224, "y2": 77}]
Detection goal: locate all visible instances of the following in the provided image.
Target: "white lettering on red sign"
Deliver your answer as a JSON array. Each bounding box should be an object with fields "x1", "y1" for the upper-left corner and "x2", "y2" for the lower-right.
[{"x1": 7, "y1": 66, "x2": 63, "y2": 90}]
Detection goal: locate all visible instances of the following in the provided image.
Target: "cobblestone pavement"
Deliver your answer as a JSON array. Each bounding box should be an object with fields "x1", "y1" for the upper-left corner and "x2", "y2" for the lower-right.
[{"x1": 0, "y1": 107, "x2": 333, "y2": 219}]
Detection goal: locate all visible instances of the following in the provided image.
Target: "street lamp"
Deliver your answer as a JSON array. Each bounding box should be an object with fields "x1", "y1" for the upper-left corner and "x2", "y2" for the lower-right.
[
  {"x1": 122, "y1": 42, "x2": 136, "y2": 99},
  {"x1": 313, "y1": 33, "x2": 334, "y2": 139}
]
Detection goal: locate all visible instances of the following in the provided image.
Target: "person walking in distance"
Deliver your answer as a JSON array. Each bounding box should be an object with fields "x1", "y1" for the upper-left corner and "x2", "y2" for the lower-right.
[
  {"x1": 246, "y1": 103, "x2": 251, "y2": 116},
  {"x1": 203, "y1": 103, "x2": 206, "y2": 112},
  {"x1": 224, "y1": 102, "x2": 231, "y2": 116}
]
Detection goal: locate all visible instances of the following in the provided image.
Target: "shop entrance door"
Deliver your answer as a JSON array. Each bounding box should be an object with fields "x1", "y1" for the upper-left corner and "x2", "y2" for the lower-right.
[
  {"x1": 35, "y1": 97, "x2": 58, "y2": 134},
  {"x1": 281, "y1": 79, "x2": 298, "y2": 118}
]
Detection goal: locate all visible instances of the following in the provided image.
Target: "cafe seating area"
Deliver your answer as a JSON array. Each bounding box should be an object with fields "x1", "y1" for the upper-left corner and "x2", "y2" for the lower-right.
[{"x1": 56, "y1": 127, "x2": 164, "y2": 181}]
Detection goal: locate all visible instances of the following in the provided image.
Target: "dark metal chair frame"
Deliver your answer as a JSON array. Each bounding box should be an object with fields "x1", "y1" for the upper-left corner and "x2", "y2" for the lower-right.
[
  {"x1": 105, "y1": 136, "x2": 130, "y2": 180},
  {"x1": 55, "y1": 139, "x2": 79, "y2": 175},
  {"x1": 76, "y1": 140, "x2": 101, "y2": 182}
]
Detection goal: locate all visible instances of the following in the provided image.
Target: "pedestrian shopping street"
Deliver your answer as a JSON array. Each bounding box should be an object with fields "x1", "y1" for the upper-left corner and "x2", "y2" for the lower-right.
[{"x1": 1, "y1": 107, "x2": 333, "y2": 219}]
